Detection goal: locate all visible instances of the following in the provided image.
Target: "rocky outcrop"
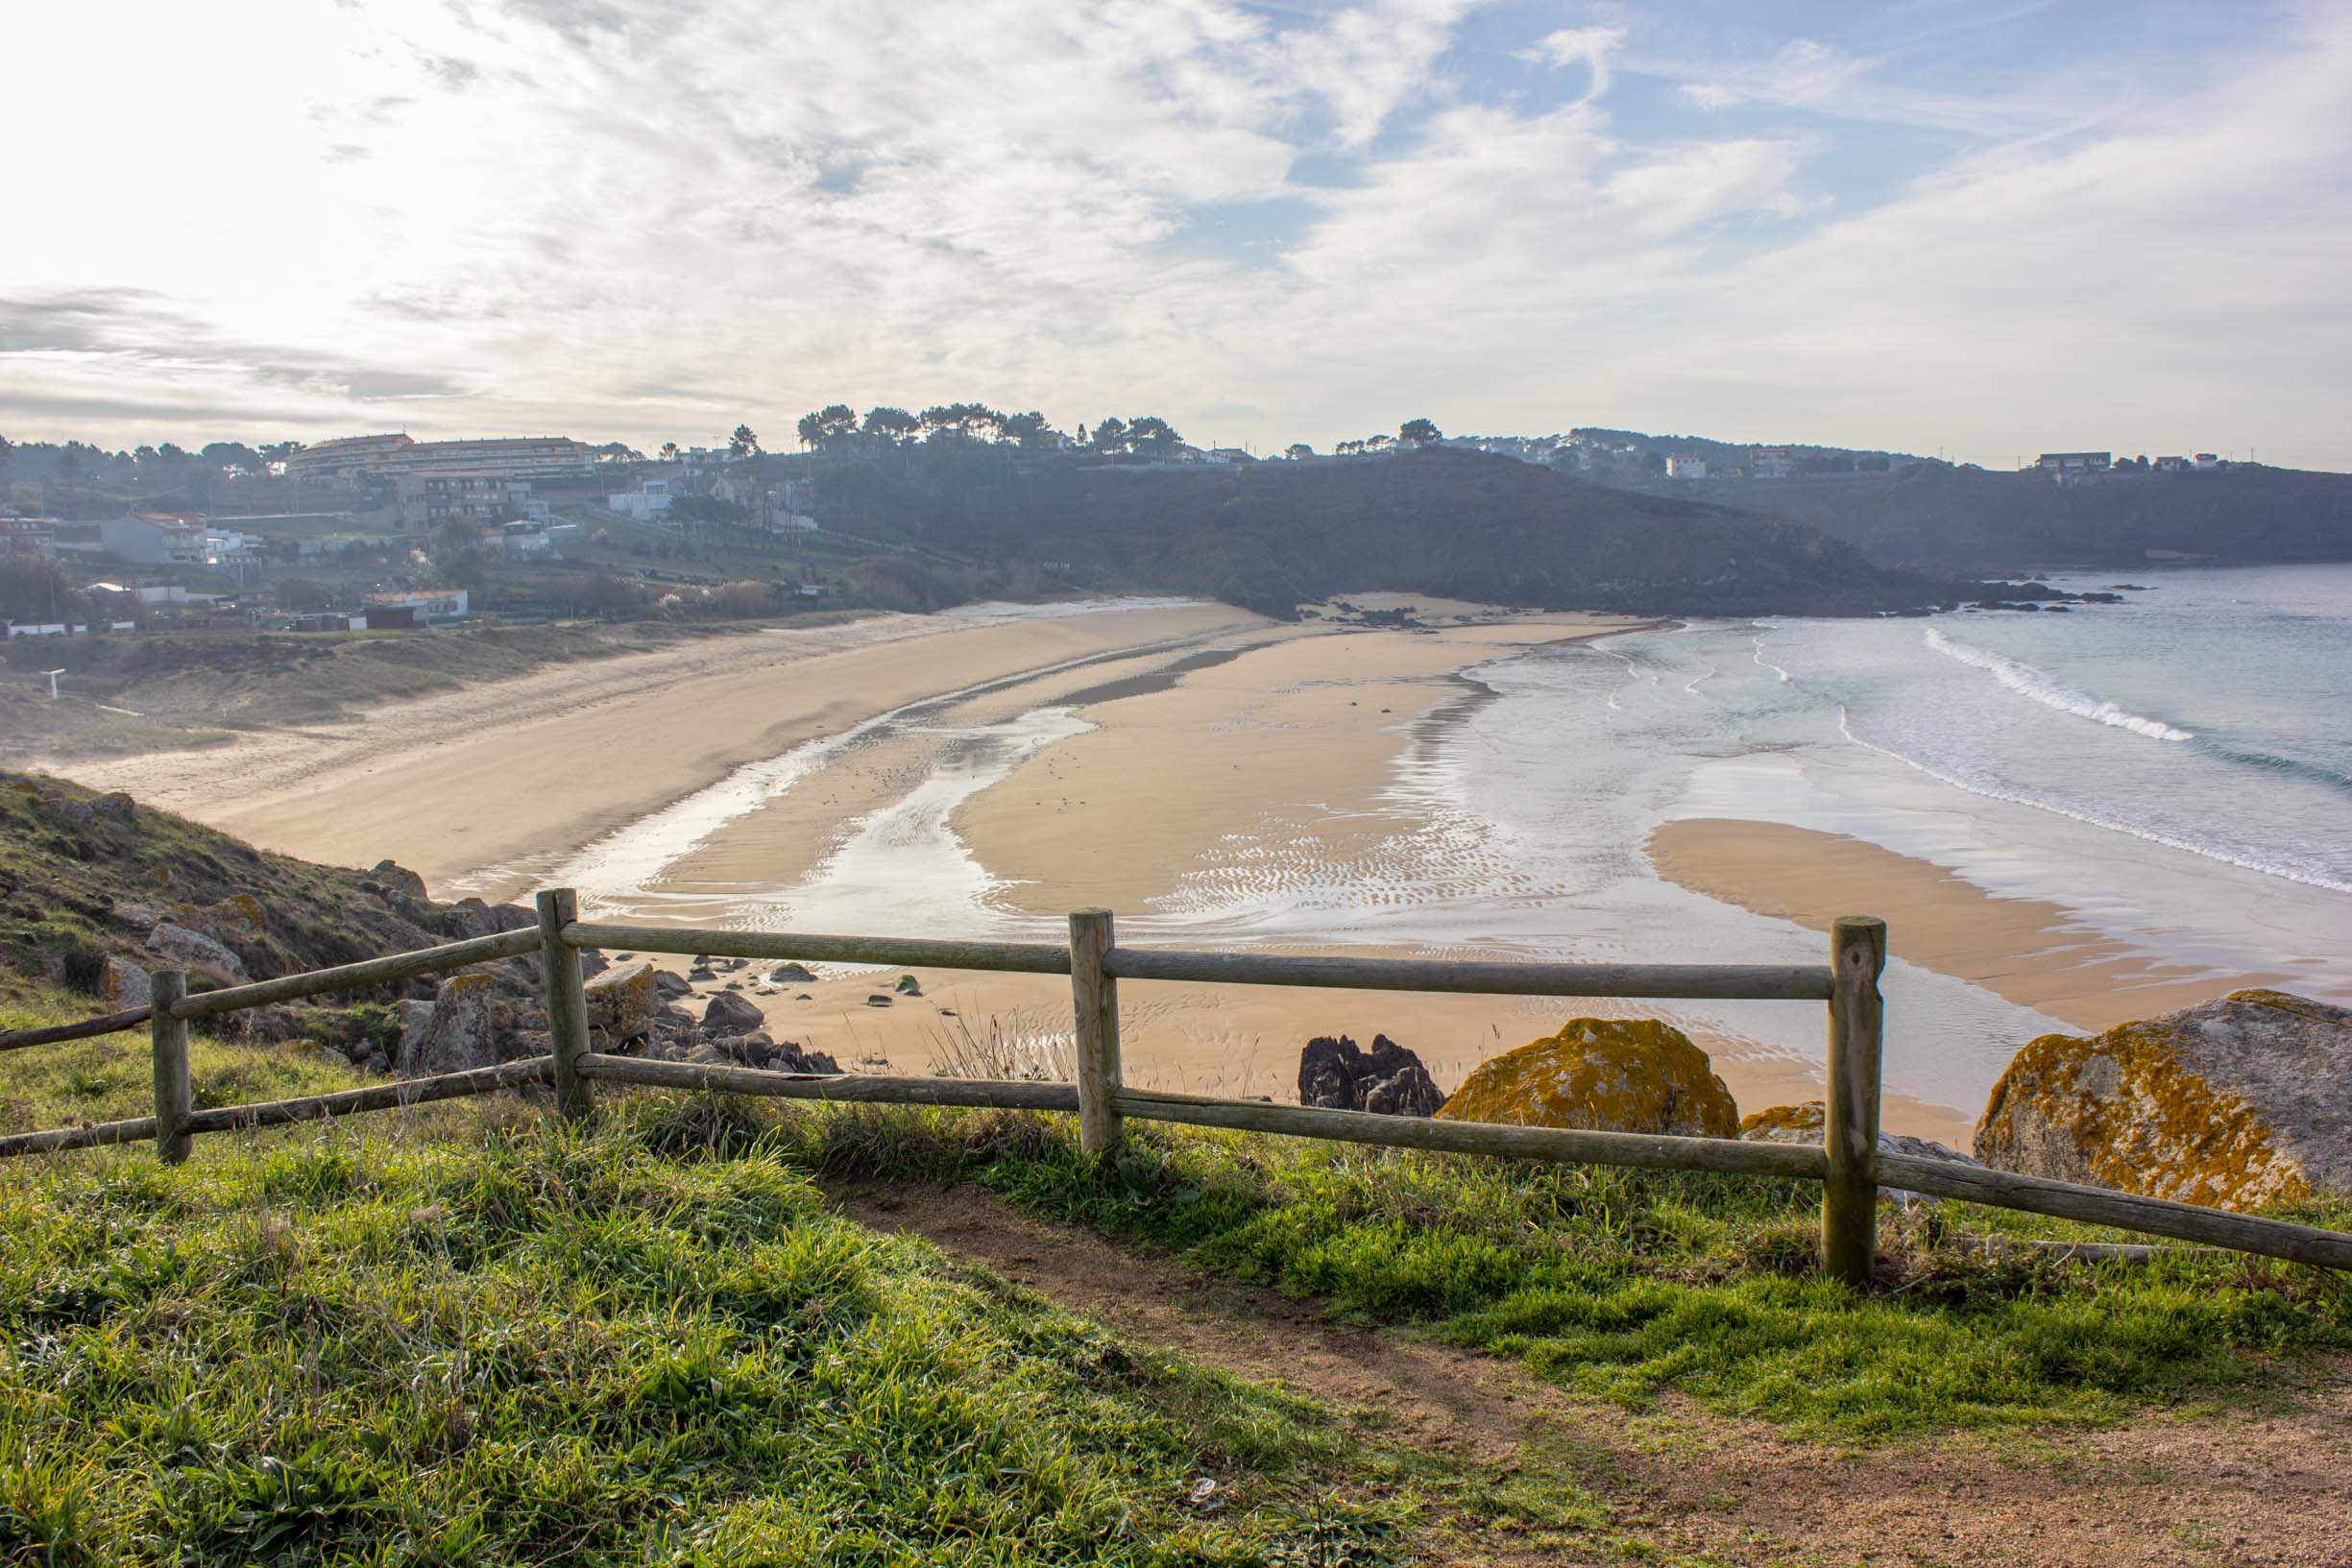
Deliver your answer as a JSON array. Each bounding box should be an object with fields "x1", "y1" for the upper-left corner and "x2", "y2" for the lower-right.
[
  {"x1": 1975, "y1": 989, "x2": 2352, "y2": 1210},
  {"x1": 701, "y1": 992, "x2": 766, "y2": 1035},
  {"x1": 584, "y1": 961, "x2": 662, "y2": 1043},
  {"x1": 1739, "y1": 1101, "x2": 1982, "y2": 1202},
  {"x1": 1297, "y1": 1034, "x2": 1442, "y2": 1117},
  {"x1": 145, "y1": 921, "x2": 248, "y2": 985},
  {"x1": 1437, "y1": 1018, "x2": 1738, "y2": 1137},
  {"x1": 368, "y1": 860, "x2": 430, "y2": 902},
  {"x1": 436, "y1": 898, "x2": 537, "y2": 940}
]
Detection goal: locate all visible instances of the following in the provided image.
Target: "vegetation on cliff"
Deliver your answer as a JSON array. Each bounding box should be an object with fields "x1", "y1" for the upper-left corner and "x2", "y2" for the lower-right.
[
  {"x1": 812, "y1": 446, "x2": 1974, "y2": 618},
  {"x1": 1660, "y1": 462, "x2": 2352, "y2": 572}
]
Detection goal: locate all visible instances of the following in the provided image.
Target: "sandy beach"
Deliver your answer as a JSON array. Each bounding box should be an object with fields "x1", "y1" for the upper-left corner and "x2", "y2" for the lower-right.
[{"x1": 59, "y1": 596, "x2": 2259, "y2": 1148}]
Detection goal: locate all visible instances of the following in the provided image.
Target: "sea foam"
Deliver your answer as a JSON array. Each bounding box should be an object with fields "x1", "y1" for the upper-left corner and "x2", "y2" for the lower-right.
[{"x1": 1925, "y1": 627, "x2": 2194, "y2": 740}]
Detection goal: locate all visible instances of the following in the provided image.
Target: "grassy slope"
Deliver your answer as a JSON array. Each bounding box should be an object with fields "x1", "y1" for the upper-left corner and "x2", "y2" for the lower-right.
[
  {"x1": 0, "y1": 1037, "x2": 1432, "y2": 1567},
  {"x1": 4, "y1": 978, "x2": 2348, "y2": 1562},
  {"x1": 786, "y1": 1104, "x2": 2352, "y2": 1439}
]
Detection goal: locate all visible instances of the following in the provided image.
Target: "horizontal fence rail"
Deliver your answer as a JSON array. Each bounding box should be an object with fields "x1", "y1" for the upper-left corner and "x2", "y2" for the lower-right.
[
  {"x1": 1098, "y1": 950, "x2": 1836, "y2": 1001},
  {"x1": 0, "y1": 1004, "x2": 155, "y2": 1053},
  {"x1": 2, "y1": 892, "x2": 2345, "y2": 1283},
  {"x1": 565, "y1": 922, "x2": 1074, "y2": 976},
  {"x1": 173, "y1": 928, "x2": 543, "y2": 1020}
]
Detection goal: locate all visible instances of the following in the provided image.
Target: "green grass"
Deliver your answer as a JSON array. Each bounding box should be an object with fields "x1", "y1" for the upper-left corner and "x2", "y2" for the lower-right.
[
  {"x1": 768, "y1": 1103, "x2": 2352, "y2": 1439},
  {"x1": 5, "y1": 1000, "x2": 2349, "y2": 1562},
  {"x1": 0, "y1": 1090, "x2": 1429, "y2": 1566}
]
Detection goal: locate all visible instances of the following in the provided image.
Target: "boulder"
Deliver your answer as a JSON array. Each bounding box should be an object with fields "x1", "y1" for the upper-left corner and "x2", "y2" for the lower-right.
[
  {"x1": 111, "y1": 900, "x2": 160, "y2": 930},
  {"x1": 369, "y1": 860, "x2": 430, "y2": 902},
  {"x1": 1975, "y1": 990, "x2": 2352, "y2": 1210},
  {"x1": 864, "y1": 994, "x2": 893, "y2": 1008},
  {"x1": 1739, "y1": 1102, "x2": 1982, "y2": 1203},
  {"x1": 651, "y1": 969, "x2": 692, "y2": 1001},
  {"x1": 766, "y1": 963, "x2": 816, "y2": 984},
  {"x1": 145, "y1": 921, "x2": 249, "y2": 984},
  {"x1": 1297, "y1": 1034, "x2": 1442, "y2": 1117},
  {"x1": 99, "y1": 954, "x2": 152, "y2": 1011},
  {"x1": 1437, "y1": 1018, "x2": 1737, "y2": 1138},
  {"x1": 702, "y1": 991, "x2": 766, "y2": 1035},
  {"x1": 395, "y1": 999, "x2": 436, "y2": 1066},
  {"x1": 401, "y1": 972, "x2": 502, "y2": 1076},
  {"x1": 91, "y1": 791, "x2": 136, "y2": 824},
  {"x1": 437, "y1": 898, "x2": 537, "y2": 940},
  {"x1": 895, "y1": 974, "x2": 922, "y2": 996},
  {"x1": 584, "y1": 960, "x2": 662, "y2": 1043}
]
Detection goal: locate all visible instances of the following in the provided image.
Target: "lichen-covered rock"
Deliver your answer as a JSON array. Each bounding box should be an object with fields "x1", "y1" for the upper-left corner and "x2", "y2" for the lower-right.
[
  {"x1": 209, "y1": 893, "x2": 267, "y2": 937},
  {"x1": 1437, "y1": 1018, "x2": 1737, "y2": 1137},
  {"x1": 100, "y1": 954, "x2": 151, "y2": 1011},
  {"x1": 1975, "y1": 989, "x2": 2352, "y2": 1210},
  {"x1": 1739, "y1": 1101, "x2": 1982, "y2": 1202},
  {"x1": 145, "y1": 920, "x2": 248, "y2": 984},
  {"x1": 1297, "y1": 1034, "x2": 1442, "y2": 1117},
  {"x1": 584, "y1": 960, "x2": 661, "y2": 1042}
]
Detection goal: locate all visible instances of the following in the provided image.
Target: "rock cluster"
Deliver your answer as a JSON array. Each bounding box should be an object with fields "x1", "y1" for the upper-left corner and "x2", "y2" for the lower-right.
[
  {"x1": 1975, "y1": 989, "x2": 2352, "y2": 1210},
  {"x1": 1738, "y1": 1101, "x2": 1981, "y2": 1202},
  {"x1": 1438, "y1": 1018, "x2": 1737, "y2": 1137},
  {"x1": 1297, "y1": 1034, "x2": 1443, "y2": 1116}
]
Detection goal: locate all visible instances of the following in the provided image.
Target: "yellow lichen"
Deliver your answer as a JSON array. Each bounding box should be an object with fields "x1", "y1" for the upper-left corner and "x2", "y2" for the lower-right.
[
  {"x1": 1976, "y1": 994, "x2": 2320, "y2": 1210},
  {"x1": 1437, "y1": 1018, "x2": 1738, "y2": 1137},
  {"x1": 1738, "y1": 1102, "x2": 1825, "y2": 1144}
]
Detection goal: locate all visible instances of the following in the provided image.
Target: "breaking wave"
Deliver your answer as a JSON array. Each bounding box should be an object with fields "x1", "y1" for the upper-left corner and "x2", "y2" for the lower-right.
[{"x1": 1925, "y1": 627, "x2": 2194, "y2": 740}]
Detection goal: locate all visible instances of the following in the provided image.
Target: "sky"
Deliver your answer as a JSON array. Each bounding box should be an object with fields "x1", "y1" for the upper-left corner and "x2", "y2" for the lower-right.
[{"x1": 4, "y1": 1, "x2": 2349, "y2": 468}]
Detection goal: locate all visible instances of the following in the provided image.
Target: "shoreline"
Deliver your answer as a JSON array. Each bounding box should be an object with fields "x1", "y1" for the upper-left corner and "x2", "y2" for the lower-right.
[{"x1": 1644, "y1": 817, "x2": 2278, "y2": 1035}]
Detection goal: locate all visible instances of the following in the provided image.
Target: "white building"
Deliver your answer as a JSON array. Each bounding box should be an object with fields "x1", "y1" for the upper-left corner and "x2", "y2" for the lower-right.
[
  {"x1": 1665, "y1": 455, "x2": 1708, "y2": 479},
  {"x1": 606, "y1": 478, "x2": 676, "y2": 519},
  {"x1": 366, "y1": 588, "x2": 470, "y2": 620},
  {"x1": 1750, "y1": 446, "x2": 1798, "y2": 479}
]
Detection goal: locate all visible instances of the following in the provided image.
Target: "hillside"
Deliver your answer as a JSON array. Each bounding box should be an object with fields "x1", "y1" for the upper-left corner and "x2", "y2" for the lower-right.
[
  {"x1": 1662, "y1": 462, "x2": 2352, "y2": 572},
  {"x1": 818, "y1": 447, "x2": 2002, "y2": 617}
]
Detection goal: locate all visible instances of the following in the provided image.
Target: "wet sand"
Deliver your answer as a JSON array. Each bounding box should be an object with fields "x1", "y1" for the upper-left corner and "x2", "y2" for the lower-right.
[{"x1": 1644, "y1": 818, "x2": 2278, "y2": 1033}]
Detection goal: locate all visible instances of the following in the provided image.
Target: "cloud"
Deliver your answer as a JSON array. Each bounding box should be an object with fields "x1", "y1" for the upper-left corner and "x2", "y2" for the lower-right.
[
  {"x1": 1520, "y1": 24, "x2": 1625, "y2": 100},
  {"x1": 0, "y1": 0, "x2": 2346, "y2": 469}
]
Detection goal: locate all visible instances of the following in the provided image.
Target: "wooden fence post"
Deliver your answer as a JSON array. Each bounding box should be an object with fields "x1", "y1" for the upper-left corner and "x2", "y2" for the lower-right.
[
  {"x1": 536, "y1": 888, "x2": 594, "y2": 1121},
  {"x1": 149, "y1": 969, "x2": 191, "y2": 1165},
  {"x1": 1069, "y1": 908, "x2": 1123, "y2": 1155},
  {"x1": 1821, "y1": 915, "x2": 1887, "y2": 1288}
]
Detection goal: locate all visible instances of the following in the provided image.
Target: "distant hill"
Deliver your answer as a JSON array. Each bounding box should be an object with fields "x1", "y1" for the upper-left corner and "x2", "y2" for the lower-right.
[
  {"x1": 818, "y1": 447, "x2": 1986, "y2": 617},
  {"x1": 1659, "y1": 463, "x2": 2352, "y2": 573}
]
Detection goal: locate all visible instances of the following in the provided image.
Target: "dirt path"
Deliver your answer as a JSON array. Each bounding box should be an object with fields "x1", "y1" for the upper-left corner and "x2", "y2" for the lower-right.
[{"x1": 837, "y1": 1182, "x2": 2352, "y2": 1567}]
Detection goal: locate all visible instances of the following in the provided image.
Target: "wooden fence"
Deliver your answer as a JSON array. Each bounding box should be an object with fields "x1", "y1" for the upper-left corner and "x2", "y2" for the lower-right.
[{"x1": 5, "y1": 891, "x2": 2350, "y2": 1285}]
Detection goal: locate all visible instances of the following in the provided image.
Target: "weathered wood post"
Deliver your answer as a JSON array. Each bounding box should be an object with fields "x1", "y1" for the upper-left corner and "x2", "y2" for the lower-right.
[
  {"x1": 149, "y1": 969, "x2": 192, "y2": 1165},
  {"x1": 536, "y1": 888, "x2": 594, "y2": 1121},
  {"x1": 1821, "y1": 915, "x2": 1887, "y2": 1288},
  {"x1": 1068, "y1": 908, "x2": 1124, "y2": 1155}
]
